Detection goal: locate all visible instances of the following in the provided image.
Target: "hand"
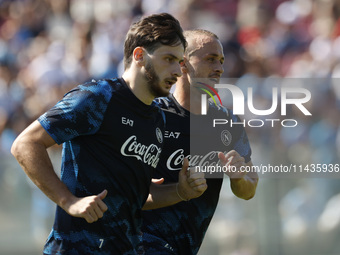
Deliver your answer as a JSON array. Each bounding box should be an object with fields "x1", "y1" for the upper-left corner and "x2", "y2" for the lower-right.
[
  {"x1": 63, "y1": 190, "x2": 108, "y2": 223},
  {"x1": 218, "y1": 150, "x2": 246, "y2": 179},
  {"x1": 177, "y1": 158, "x2": 207, "y2": 201}
]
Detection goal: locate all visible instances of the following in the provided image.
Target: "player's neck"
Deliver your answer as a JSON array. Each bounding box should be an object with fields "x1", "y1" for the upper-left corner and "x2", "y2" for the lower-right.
[
  {"x1": 174, "y1": 82, "x2": 203, "y2": 115},
  {"x1": 122, "y1": 69, "x2": 154, "y2": 105}
]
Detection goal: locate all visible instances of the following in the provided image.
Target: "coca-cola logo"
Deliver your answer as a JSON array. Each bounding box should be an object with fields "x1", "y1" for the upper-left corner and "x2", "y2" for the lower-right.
[
  {"x1": 120, "y1": 136, "x2": 162, "y2": 168},
  {"x1": 166, "y1": 149, "x2": 223, "y2": 170}
]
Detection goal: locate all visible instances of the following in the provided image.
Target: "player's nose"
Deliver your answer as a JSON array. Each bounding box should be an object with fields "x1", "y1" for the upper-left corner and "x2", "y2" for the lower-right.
[{"x1": 172, "y1": 63, "x2": 182, "y2": 78}]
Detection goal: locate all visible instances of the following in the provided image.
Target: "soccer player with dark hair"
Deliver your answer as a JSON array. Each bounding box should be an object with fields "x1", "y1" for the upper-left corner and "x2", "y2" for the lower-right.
[
  {"x1": 11, "y1": 13, "x2": 194, "y2": 254},
  {"x1": 141, "y1": 29, "x2": 259, "y2": 254}
]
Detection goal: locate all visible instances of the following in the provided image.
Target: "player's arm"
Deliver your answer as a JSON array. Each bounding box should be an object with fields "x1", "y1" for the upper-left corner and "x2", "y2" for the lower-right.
[
  {"x1": 218, "y1": 151, "x2": 258, "y2": 200},
  {"x1": 11, "y1": 120, "x2": 108, "y2": 223},
  {"x1": 142, "y1": 158, "x2": 207, "y2": 210}
]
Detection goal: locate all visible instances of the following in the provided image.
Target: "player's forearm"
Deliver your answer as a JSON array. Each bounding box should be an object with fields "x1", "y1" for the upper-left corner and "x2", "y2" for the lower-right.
[
  {"x1": 230, "y1": 173, "x2": 258, "y2": 200},
  {"x1": 142, "y1": 183, "x2": 183, "y2": 210},
  {"x1": 11, "y1": 137, "x2": 75, "y2": 209}
]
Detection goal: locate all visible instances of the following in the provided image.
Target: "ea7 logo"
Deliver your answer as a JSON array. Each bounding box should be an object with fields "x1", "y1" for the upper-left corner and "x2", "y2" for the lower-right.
[
  {"x1": 122, "y1": 117, "x2": 134, "y2": 127},
  {"x1": 164, "y1": 131, "x2": 181, "y2": 139}
]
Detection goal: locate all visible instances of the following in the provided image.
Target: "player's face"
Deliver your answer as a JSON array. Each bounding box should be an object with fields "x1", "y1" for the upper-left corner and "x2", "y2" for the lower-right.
[
  {"x1": 144, "y1": 44, "x2": 184, "y2": 97},
  {"x1": 187, "y1": 37, "x2": 224, "y2": 87}
]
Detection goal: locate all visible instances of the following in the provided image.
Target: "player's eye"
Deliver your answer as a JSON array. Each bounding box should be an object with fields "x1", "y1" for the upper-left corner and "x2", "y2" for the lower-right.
[{"x1": 165, "y1": 57, "x2": 174, "y2": 63}]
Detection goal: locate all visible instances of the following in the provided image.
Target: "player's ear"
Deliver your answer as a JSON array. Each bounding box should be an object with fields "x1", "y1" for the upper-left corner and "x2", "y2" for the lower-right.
[
  {"x1": 180, "y1": 57, "x2": 188, "y2": 73},
  {"x1": 133, "y1": 47, "x2": 145, "y2": 66}
]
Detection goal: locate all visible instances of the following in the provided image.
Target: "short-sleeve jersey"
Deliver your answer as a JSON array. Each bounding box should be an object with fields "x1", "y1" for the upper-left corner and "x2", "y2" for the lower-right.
[
  {"x1": 141, "y1": 94, "x2": 251, "y2": 255},
  {"x1": 39, "y1": 78, "x2": 165, "y2": 255}
]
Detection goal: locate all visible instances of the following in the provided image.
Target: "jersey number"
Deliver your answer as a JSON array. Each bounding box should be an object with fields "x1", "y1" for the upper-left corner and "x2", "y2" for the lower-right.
[{"x1": 99, "y1": 239, "x2": 104, "y2": 249}]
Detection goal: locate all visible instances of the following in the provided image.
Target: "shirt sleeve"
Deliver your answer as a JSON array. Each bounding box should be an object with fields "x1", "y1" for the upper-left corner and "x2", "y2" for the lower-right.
[
  {"x1": 38, "y1": 81, "x2": 112, "y2": 145},
  {"x1": 230, "y1": 112, "x2": 252, "y2": 163}
]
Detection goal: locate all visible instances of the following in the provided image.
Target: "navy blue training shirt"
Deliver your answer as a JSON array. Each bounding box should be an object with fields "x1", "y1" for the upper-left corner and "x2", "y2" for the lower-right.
[
  {"x1": 39, "y1": 78, "x2": 165, "y2": 255},
  {"x1": 142, "y1": 94, "x2": 251, "y2": 255}
]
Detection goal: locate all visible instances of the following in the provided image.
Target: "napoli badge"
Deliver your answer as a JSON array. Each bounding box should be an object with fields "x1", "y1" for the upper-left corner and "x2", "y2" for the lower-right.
[
  {"x1": 156, "y1": 127, "x2": 163, "y2": 144},
  {"x1": 221, "y1": 130, "x2": 232, "y2": 146}
]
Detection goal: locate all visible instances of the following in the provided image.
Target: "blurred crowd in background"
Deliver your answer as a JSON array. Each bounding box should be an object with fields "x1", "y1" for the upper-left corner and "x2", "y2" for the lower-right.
[{"x1": 0, "y1": 0, "x2": 340, "y2": 254}]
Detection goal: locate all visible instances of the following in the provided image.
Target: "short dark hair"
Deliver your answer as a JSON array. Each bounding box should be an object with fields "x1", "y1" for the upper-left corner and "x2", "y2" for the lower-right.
[{"x1": 124, "y1": 13, "x2": 187, "y2": 70}]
